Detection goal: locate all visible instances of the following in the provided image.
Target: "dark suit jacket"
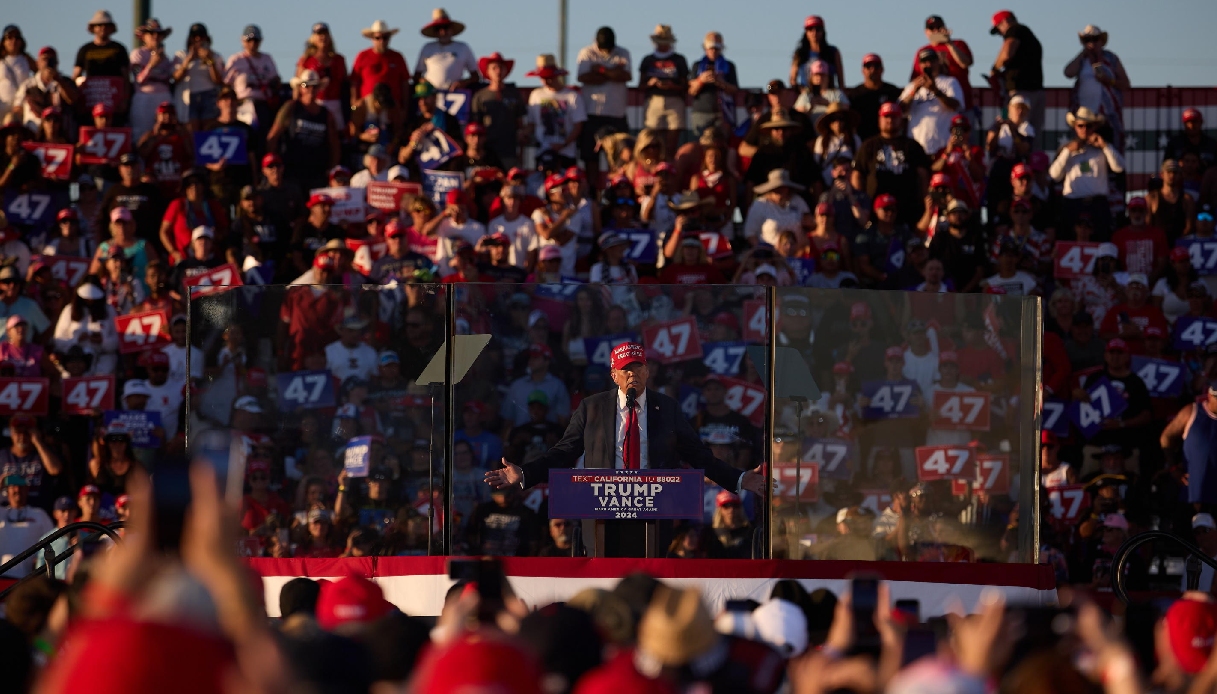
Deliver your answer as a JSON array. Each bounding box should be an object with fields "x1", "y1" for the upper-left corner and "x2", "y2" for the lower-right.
[{"x1": 519, "y1": 389, "x2": 743, "y2": 491}]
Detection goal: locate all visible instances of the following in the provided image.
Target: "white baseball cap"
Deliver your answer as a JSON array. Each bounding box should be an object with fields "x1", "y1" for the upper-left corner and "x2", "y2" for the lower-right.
[
  {"x1": 233, "y1": 395, "x2": 263, "y2": 413},
  {"x1": 751, "y1": 599, "x2": 809, "y2": 658},
  {"x1": 1096, "y1": 242, "x2": 1119, "y2": 259},
  {"x1": 1195, "y1": 513, "x2": 1217, "y2": 531},
  {"x1": 191, "y1": 225, "x2": 215, "y2": 241},
  {"x1": 122, "y1": 379, "x2": 152, "y2": 400},
  {"x1": 1126, "y1": 272, "x2": 1148, "y2": 287}
]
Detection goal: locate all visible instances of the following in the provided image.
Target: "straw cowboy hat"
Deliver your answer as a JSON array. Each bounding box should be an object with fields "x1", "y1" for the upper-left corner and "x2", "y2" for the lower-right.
[
  {"x1": 87, "y1": 10, "x2": 116, "y2": 30},
  {"x1": 477, "y1": 52, "x2": 514, "y2": 79},
  {"x1": 815, "y1": 102, "x2": 860, "y2": 138},
  {"x1": 638, "y1": 587, "x2": 720, "y2": 668},
  {"x1": 361, "y1": 20, "x2": 399, "y2": 39},
  {"x1": 667, "y1": 190, "x2": 714, "y2": 212},
  {"x1": 1066, "y1": 106, "x2": 1106, "y2": 127},
  {"x1": 136, "y1": 18, "x2": 171, "y2": 38},
  {"x1": 754, "y1": 168, "x2": 805, "y2": 195},
  {"x1": 421, "y1": 8, "x2": 465, "y2": 38},
  {"x1": 526, "y1": 54, "x2": 567, "y2": 79},
  {"x1": 761, "y1": 110, "x2": 803, "y2": 131},
  {"x1": 1079, "y1": 24, "x2": 1108, "y2": 46},
  {"x1": 650, "y1": 25, "x2": 677, "y2": 44}
]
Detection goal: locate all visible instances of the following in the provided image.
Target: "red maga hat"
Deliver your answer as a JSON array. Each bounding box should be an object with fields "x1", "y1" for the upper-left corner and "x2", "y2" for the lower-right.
[{"x1": 610, "y1": 342, "x2": 646, "y2": 370}]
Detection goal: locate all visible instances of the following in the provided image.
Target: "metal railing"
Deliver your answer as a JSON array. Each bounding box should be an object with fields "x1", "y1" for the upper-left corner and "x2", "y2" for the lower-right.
[
  {"x1": 1111, "y1": 530, "x2": 1217, "y2": 605},
  {"x1": 0, "y1": 521, "x2": 123, "y2": 599}
]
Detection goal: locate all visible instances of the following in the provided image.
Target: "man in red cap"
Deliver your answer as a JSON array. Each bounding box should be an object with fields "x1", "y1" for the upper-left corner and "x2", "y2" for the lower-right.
[
  {"x1": 847, "y1": 53, "x2": 902, "y2": 142},
  {"x1": 289, "y1": 192, "x2": 343, "y2": 276},
  {"x1": 315, "y1": 574, "x2": 395, "y2": 632},
  {"x1": 486, "y1": 342, "x2": 768, "y2": 557},
  {"x1": 1156, "y1": 595, "x2": 1217, "y2": 686},
  {"x1": 913, "y1": 16, "x2": 974, "y2": 114},
  {"x1": 853, "y1": 193, "x2": 917, "y2": 287},
  {"x1": 1166, "y1": 109, "x2": 1217, "y2": 175},
  {"x1": 136, "y1": 101, "x2": 193, "y2": 197},
  {"x1": 370, "y1": 218, "x2": 436, "y2": 283},
  {"x1": 1111, "y1": 196, "x2": 1167, "y2": 277},
  {"x1": 255, "y1": 152, "x2": 305, "y2": 235},
  {"x1": 525, "y1": 54, "x2": 586, "y2": 168},
  {"x1": 989, "y1": 10, "x2": 1044, "y2": 135},
  {"x1": 853, "y1": 102, "x2": 931, "y2": 226},
  {"x1": 472, "y1": 52, "x2": 525, "y2": 169},
  {"x1": 433, "y1": 190, "x2": 486, "y2": 276}
]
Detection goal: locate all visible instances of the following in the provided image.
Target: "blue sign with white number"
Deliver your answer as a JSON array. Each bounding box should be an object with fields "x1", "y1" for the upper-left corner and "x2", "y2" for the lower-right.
[
  {"x1": 4, "y1": 190, "x2": 63, "y2": 232},
  {"x1": 548, "y1": 469, "x2": 705, "y2": 520},
  {"x1": 1131, "y1": 356, "x2": 1185, "y2": 398},
  {"x1": 422, "y1": 170, "x2": 466, "y2": 210},
  {"x1": 788, "y1": 258, "x2": 816, "y2": 286},
  {"x1": 1179, "y1": 239, "x2": 1217, "y2": 277},
  {"x1": 532, "y1": 282, "x2": 583, "y2": 303},
  {"x1": 1042, "y1": 398, "x2": 1071, "y2": 437},
  {"x1": 275, "y1": 370, "x2": 336, "y2": 412},
  {"x1": 616, "y1": 229, "x2": 659, "y2": 264},
  {"x1": 435, "y1": 89, "x2": 473, "y2": 124},
  {"x1": 343, "y1": 436, "x2": 373, "y2": 477},
  {"x1": 802, "y1": 437, "x2": 854, "y2": 481},
  {"x1": 103, "y1": 410, "x2": 163, "y2": 448},
  {"x1": 1173, "y1": 316, "x2": 1217, "y2": 352},
  {"x1": 416, "y1": 128, "x2": 464, "y2": 171},
  {"x1": 193, "y1": 128, "x2": 249, "y2": 165},
  {"x1": 583, "y1": 332, "x2": 640, "y2": 368},
  {"x1": 703, "y1": 341, "x2": 748, "y2": 375},
  {"x1": 679, "y1": 384, "x2": 702, "y2": 420},
  {"x1": 861, "y1": 380, "x2": 921, "y2": 420},
  {"x1": 1067, "y1": 377, "x2": 1129, "y2": 439}
]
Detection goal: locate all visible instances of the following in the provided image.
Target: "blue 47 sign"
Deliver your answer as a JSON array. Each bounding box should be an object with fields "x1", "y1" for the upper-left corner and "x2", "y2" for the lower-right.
[
  {"x1": 1173, "y1": 316, "x2": 1217, "y2": 352},
  {"x1": 617, "y1": 229, "x2": 658, "y2": 264},
  {"x1": 1067, "y1": 377, "x2": 1129, "y2": 439},
  {"x1": 276, "y1": 370, "x2": 335, "y2": 412},
  {"x1": 193, "y1": 128, "x2": 249, "y2": 165},
  {"x1": 802, "y1": 437, "x2": 853, "y2": 480},
  {"x1": 1131, "y1": 356, "x2": 1184, "y2": 398},
  {"x1": 1042, "y1": 397, "x2": 1071, "y2": 437},
  {"x1": 861, "y1": 380, "x2": 920, "y2": 419},
  {"x1": 1180, "y1": 239, "x2": 1217, "y2": 276},
  {"x1": 703, "y1": 341, "x2": 747, "y2": 375}
]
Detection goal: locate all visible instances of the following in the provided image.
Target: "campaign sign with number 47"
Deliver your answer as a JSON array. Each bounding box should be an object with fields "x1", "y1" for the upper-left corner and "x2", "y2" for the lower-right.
[
  {"x1": 1131, "y1": 356, "x2": 1184, "y2": 398},
  {"x1": 915, "y1": 445, "x2": 974, "y2": 482},
  {"x1": 193, "y1": 128, "x2": 249, "y2": 165},
  {"x1": 115, "y1": 309, "x2": 171, "y2": 354},
  {"x1": 931, "y1": 391, "x2": 991, "y2": 431},
  {"x1": 1053, "y1": 241, "x2": 1101, "y2": 280},
  {"x1": 643, "y1": 316, "x2": 703, "y2": 365},
  {"x1": 62, "y1": 376, "x2": 115, "y2": 415},
  {"x1": 802, "y1": 438, "x2": 854, "y2": 481},
  {"x1": 703, "y1": 341, "x2": 747, "y2": 375},
  {"x1": 617, "y1": 229, "x2": 659, "y2": 264},
  {"x1": 1067, "y1": 377, "x2": 1129, "y2": 439},
  {"x1": 1042, "y1": 398, "x2": 1071, "y2": 437},
  {"x1": 1048, "y1": 485, "x2": 1089, "y2": 523},
  {"x1": 1173, "y1": 316, "x2": 1217, "y2": 352},
  {"x1": 1180, "y1": 239, "x2": 1217, "y2": 277},
  {"x1": 861, "y1": 380, "x2": 920, "y2": 420},
  {"x1": 276, "y1": 370, "x2": 336, "y2": 412},
  {"x1": 0, "y1": 378, "x2": 49, "y2": 416}
]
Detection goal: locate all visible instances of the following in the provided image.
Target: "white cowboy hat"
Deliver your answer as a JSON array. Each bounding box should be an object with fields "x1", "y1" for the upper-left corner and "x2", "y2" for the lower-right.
[
  {"x1": 1079, "y1": 24, "x2": 1108, "y2": 46},
  {"x1": 361, "y1": 20, "x2": 399, "y2": 39},
  {"x1": 87, "y1": 10, "x2": 116, "y2": 30},
  {"x1": 753, "y1": 169, "x2": 806, "y2": 195},
  {"x1": 1066, "y1": 106, "x2": 1106, "y2": 127},
  {"x1": 291, "y1": 69, "x2": 322, "y2": 88}
]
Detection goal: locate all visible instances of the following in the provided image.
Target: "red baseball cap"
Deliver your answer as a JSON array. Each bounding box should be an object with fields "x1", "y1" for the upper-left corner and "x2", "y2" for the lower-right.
[
  {"x1": 384, "y1": 219, "x2": 403, "y2": 238},
  {"x1": 528, "y1": 343, "x2": 553, "y2": 359},
  {"x1": 464, "y1": 122, "x2": 485, "y2": 136},
  {"x1": 506, "y1": 167, "x2": 527, "y2": 181},
  {"x1": 804, "y1": 15, "x2": 824, "y2": 28},
  {"x1": 873, "y1": 194, "x2": 897, "y2": 211},
  {"x1": 990, "y1": 10, "x2": 1015, "y2": 34},
  {"x1": 1164, "y1": 598, "x2": 1217, "y2": 674},
  {"x1": 91, "y1": 102, "x2": 112, "y2": 118},
  {"x1": 1011, "y1": 197, "x2": 1032, "y2": 211},
  {"x1": 1127, "y1": 196, "x2": 1148, "y2": 210},
  {"x1": 261, "y1": 153, "x2": 282, "y2": 168},
  {"x1": 115, "y1": 494, "x2": 130, "y2": 509},
  {"x1": 862, "y1": 53, "x2": 883, "y2": 67},
  {"x1": 929, "y1": 172, "x2": 950, "y2": 189},
  {"x1": 544, "y1": 173, "x2": 566, "y2": 192},
  {"x1": 1144, "y1": 326, "x2": 1166, "y2": 339},
  {"x1": 144, "y1": 350, "x2": 170, "y2": 367},
  {"x1": 56, "y1": 207, "x2": 79, "y2": 222},
  {"x1": 78, "y1": 484, "x2": 101, "y2": 499},
  {"x1": 1041, "y1": 430, "x2": 1058, "y2": 446},
  {"x1": 245, "y1": 458, "x2": 271, "y2": 475},
  {"x1": 315, "y1": 575, "x2": 394, "y2": 631},
  {"x1": 156, "y1": 101, "x2": 174, "y2": 114},
  {"x1": 564, "y1": 166, "x2": 584, "y2": 181},
  {"x1": 1106, "y1": 338, "x2": 1129, "y2": 352},
  {"x1": 445, "y1": 190, "x2": 464, "y2": 207},
  {"x1": 306, "y1": 193, "x2": 333, "y2": 208},
  {"x1": 878, "y1": 102, "x2": 902, "y2": 119},
  {"x1": 832, "y1": 361, "x2": 854, "y2": 374},
  {"x1": 850, "y1": 302, "x2": 871, "y2": 320},
  {"x1": 938, "y1": 350, "x2": 959, "y2": 364},
  {"x1": 815, "y1": 201, "x2": 832, "y2": 216},
  {"x1": 884, "y1": 345, "x2": 905, "y2": 360},
  {"x1": 716, "y1": 490, "x2": 741, "y2": 507},
  {"x1": 610, "y1": 342, "x2": 646, "y2": 370},
  {"x1": 328, "y1": 165, "x2": 351, "y2": 179},
  {"x1": 411, "y1": 633, "x2": 543, "y2": 694},
  {"x1": 314, "y1": 254, "x2": 336, "y2": 271},
  {"x1": 1172, "y1": 246, "x2": 1192, "y2": 262},
  {"x1": 1184, "y1": 108, "x2": 1203, "y2": 124},
  {"x1": 486, "y1": 232, "x2": 511, "y2": 246},
  {"x1": 950, "y1": 114, "x2": 969, "y2": 129},
  {"x1": 1010, "y1": 163, "x2": 1030, "y2": 180}
]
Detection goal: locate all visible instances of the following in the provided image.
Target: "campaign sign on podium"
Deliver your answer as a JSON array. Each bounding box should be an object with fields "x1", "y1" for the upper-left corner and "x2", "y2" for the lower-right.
[{"x1": 547, "y1": 469, "x2": 704, "y2": 520}]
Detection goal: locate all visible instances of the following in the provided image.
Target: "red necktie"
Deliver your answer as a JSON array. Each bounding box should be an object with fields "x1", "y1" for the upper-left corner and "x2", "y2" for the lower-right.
[{"x1": 624, "y1": 403, "x2": 640, "y2": 470}]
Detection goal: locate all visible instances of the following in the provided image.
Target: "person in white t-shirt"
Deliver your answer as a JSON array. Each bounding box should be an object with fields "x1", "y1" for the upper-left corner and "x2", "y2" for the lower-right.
[
  {"x1": 743, "y1": 169, "x2": 811, "y2": 247},
  {"x1": 487, "y1": 185, "x2": 537, "y2": 269},
  {"x1": 324, "y1": 311, "x2": 379, "y2": 382},
  {"x1": 1040, "y1": 431, "x2": 1075, "y2": 489},
  {"x1": 899, "y1": 49, "x2": 962, "y2": 156},
  {"x1": 432, "y1": 190, "x2": 486, "y2": 276},
  {"x1": 143, "y1": 350, "x2": 185, "y2": 439},
  {"x1": 413, "y1": 9, "x2": 478, "y2": 91},
  {"x1": 901, "y1": 319, "x2": 940, "y2": 397},
  {"x1": 982, "y1": 238, "x2": 1039, "y2": 296},
  {"x1": 349, "y1": 144, "x2": 391, "y2": 188},
  {"x1": 531, "y1": 174, "x2": 580, "y2": 278},
  {"x1": 575, "y1": 27, "x2": 631, "y2": 179},
  {"x1": 161, "y1": 314, "x2": 203, "y2": 387},
  {"x1": 526, "y1": 55, "x2": 586, "y2": 165},
  {"x1": 925, "y1": 351, "x2": 977, "y2": 446},
  {"x1": 0, "y1": 475, "x2": 53, "y2": 578}
]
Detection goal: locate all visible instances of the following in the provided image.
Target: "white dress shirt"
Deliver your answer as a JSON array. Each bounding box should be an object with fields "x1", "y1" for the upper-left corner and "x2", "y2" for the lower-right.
[{"x1": 615, "y1": 388, "x2": 649, "y2": 469}]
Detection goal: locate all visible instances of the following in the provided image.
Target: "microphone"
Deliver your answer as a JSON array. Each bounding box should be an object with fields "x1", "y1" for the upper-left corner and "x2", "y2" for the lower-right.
[{"x1": 625, "y1": 387, "x2": 637, "y2": 409}]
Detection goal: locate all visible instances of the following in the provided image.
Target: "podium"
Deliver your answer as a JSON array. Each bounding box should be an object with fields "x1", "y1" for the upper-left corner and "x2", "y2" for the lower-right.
[{"x1": 547, "y1": 469, "x2": 706, "y2": 558}]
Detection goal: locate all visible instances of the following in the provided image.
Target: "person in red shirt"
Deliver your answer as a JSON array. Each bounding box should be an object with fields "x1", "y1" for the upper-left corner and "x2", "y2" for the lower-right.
[
  {"x1": 296, "y1": 22, "x2": 348, "y2": 128},
  {"x1": 277, "y1": 256, "x2": 347, "y2": 370},
  {"x1": 911, "y1": 16, "x2": 974, "y2": 111},
  {"x1": 1111, "y1": 196, "x2": 1168, "y2": 279},
  {"x1": 239, "y1": 457, "x2": 291, "y2": 533},
  {"x1": 1099, "y1": 273, "x2": 1169, "y2": 353},
  {"x1": 350, "y1": 20, "x2": 411, "y2": 107},
  {"x1": 956, "y1": 315, "x2": 1008, "y2": 390},
  {"x1": 1042, "y1": 330, "x2": 1072, "y2": 398},
  {"x1": 158, "y1": 169, "x2": 230, "y2": 264},
  {"x1": 136, "y1": 101, "x2": 194, "y2": 197},
  {"x1": 660, "y1": 237, "x2": 724, "y2": 285}
]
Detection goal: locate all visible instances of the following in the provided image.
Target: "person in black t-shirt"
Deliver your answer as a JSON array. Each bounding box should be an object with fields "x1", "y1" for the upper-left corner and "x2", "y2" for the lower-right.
[
  {"x1": 847, "y1": 53, "x2": 903, "y2": 142},
  {"x1": 289, "y1": 193, "x2": 344, "y2": 274},
  {"x1": 639, "y1": 25, "x2": 689, "y2": 163},
  {"x1": 927, "y1": 199, "x2": 986, "y2": 292},
  {"x1": 989, "y1": 10, "x2": 1044, "y2": 135},
  {"x1": 694, "y1": 375, "x2": 760, "y2": 468},
  {"x1": 370, "y1": 220, "x2": 435, "y2": 283},
  {"x1": 256, "y1": 153, "x2": 305, "y2": 229},
  {"x1": 1165, "y1": 109, "x2": 1217, "y2": 174},
  {"x1": 852, "y1": 103, "x2": 930, "y2": 226},
  {"x1": 467, "y1": 488, "x2": 539, "y2": 557},
  {"x1": 506, "y1": 392, "x2": 565, "y2": 464},
  {"x1": 169, "y1": 225, "x2": 225, "y2": 292},
  {"x1": 231, "y1": 185, "x2": 284, "y2": 267},
  {"x1": 74, "y1": 11, "x2": 130, "y2": 80},
  {"x1": 200, "y1": 87, "x2": 257, "y2": 207}
]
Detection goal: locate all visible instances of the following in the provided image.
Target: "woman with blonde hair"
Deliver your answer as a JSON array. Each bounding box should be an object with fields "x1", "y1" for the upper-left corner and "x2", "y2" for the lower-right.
[
  {"x1": 623, "y1": 128, "x2": 667, "y2": 198},
  {"x1": 296, "y1": 22, "x2": 348, "y2": 128}
]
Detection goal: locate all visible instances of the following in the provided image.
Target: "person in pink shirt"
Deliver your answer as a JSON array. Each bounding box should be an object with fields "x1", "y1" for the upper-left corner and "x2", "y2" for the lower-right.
[
  {"x1": 0, "y1": 315, "x2": 45, "y2": 376},
  {"x1": 350, "y1": 20, "x2": 410, "y2": 108},
  {"x1": 1111, "y1": 196, "x2": 1168, "y2": 279}
]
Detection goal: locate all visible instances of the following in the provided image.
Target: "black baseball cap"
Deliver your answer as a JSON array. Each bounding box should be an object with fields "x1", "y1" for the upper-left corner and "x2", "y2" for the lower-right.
[
  {"x1": 118, "y1": 153, "x2": 139, "y2": 165},
  {"x1": 925, "y1": 15, "x2": 945, "y2": 30}
]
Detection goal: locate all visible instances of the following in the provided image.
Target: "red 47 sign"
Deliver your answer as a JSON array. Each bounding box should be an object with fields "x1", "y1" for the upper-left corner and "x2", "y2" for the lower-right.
[
  {"x1": 62, "y1": 376, "x2": 115, "y2": 415},
  {"x1": 1053, "y1": 242, "x2": 1101, "y2": 280},
  {"x1": 22, "y1": 142, "x2": 74, "y2": 181},
  {"x1": 718, "y1": 376, "x2": 767, "y2": 428},
  {"x1": 642, "y1": 316, "x2": 702, "y2": 364},
  {"x1": 774, "y1": 460, "x2": 818, "y2": 501},
  {"x1": 741, "y1": 299, "x2": 768, "y2": 343},
  {"x1": 952, "y1": 454, "x2": 1010, "y2": 496},
  {"x1": 42, "y1": 255, "x2": 91, "y2": 287},
  {"x1": 77, "y1": 127, "x2": 131, "y2": 165},
  {"x1": 1048, "y1": 484, "x2": 1090, "y2": 523},
  {"x1": 183, "y1": 263, "x2": 244, "y2": 296},
  {"x1": 116, "y1": 309, "x2": 171, "y2": 354},
  {"x1": 0, "y1": 378, "x2": 49, "y2": 416},
  {"x1": 931, "y1": 391, "x2": 991, "y2": 431},
  {"x1": 915, "y1": 445, "x2": 974, "y2": 482}
]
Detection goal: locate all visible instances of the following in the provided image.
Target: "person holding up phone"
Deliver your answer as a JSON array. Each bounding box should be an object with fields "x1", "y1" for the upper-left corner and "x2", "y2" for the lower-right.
[
  {"x1": 912, "y1": 16, "x2": 974, "y2": 118},
  {"x1": 1049, "y1": 107, "x2": 1125, "y2": 239}
]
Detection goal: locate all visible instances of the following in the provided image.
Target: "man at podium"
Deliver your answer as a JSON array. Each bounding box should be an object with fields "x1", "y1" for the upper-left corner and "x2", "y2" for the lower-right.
[{"x1": 485, "y1": 342, "x2": 768, "y2": 557}]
